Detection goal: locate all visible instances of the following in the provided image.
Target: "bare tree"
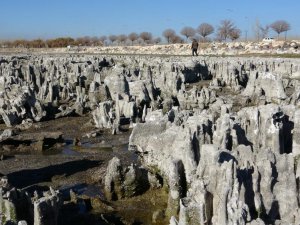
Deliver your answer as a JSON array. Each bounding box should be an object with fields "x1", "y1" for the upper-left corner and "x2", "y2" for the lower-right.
[
  {"x1": 253, "y1": 19, "x2": 270, "y2": 41},
  {"x1": 197, "y1": 23, "x2": 214, "y2": 41},
  {"x1": 229, "y1": 28, "x2": 241, "y2": 41},
  {"x1": 253, "y1": 19, "x2": 261, "y2": 41},
  {"x1": 99, "y1": 35, "x2": 107, "y2": 45},
  {"x1": 270, "y1": 20, "x2": 291, "y2": 40},
  {"x1": 46, "y1": 37, "x2": 75, "y2": 48},
  {"x1": 117, "y1": 34, "x2": 127, "y2": 45},
  {"x1": 180, "y1": 27, "x2": 196, "y2": 42},
  {"x1": 259, "y1": 25, "x2": 270, "y2": 39},
  {"x1": 76, "y1": 36, "x2": 92, "y2": 46},
  {"x1": 193, "y1": 34, "x2": 201, "y2": 42},
  {"x1": 1, "y1": 40, "x2": 12, "y2": 48},
  {"x1": 137, "y1": 37, "x2": 144, "y2": 45},
  {"x1": 140, "y1": 32, "x2": 153, "y2": 44},
  {"x1": 128, "y1": 32, "x2": 138, "y2": 45},
  {"x1": 162, "y1": 29, "x2": 176, "y2": 44},
  {"x1": 108, "y1": 35, "x2": 117, "y2": 45},
  {"x1": 90, "y1": 36, "x2": 101, "y2": 46},
  {"x1": 15, "y1": 39, "x2": 30, "y2": 48},
  {"x1": 153, "y1": 37, "x2": 162, "y2": 44},
  {"x1": 31, "y1": 39, "x2": 46, "y2": 48},
  {"x1": 170, "y1": 35, "x2": 184, "y2": 44},
  {"x1": 217, "y1": 20, "x2": 236, "y2": 41}
]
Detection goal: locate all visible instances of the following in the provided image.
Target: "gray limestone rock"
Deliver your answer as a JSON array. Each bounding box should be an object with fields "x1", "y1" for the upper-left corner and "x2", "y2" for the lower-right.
[
  {"x1": 0, "y1": 178, "x2": 62, "y2": 225},
  {"x1": 129, "y1": 98, "x2": 300, "y2": 225},
  {"x1": 104, "y1": 157, "x2": 123, "y2": 200},
  {"x1": 242, "y1": 71, "x2": 287, "y2": 103},
  {"x1": 33, "y1": 188, "x2": 62, "y2": 225},
  {"x1": 2, "y1": 54, "x2": 300, "y2": 225},
  {"x1": 104, "y1": 157, "x2": 150, "y2": 200}
]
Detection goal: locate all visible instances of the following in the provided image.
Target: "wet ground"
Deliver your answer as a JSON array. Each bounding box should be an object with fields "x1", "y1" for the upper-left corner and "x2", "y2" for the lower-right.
[
  {"x1": 0, "y1": 115, "x2": 133, "y2": 186},
  {"x1": 0, "y1": 115, "x2": 168, "y2": 225}
]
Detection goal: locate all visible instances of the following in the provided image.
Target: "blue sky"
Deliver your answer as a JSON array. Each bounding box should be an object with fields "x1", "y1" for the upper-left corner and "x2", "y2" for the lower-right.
[{"x1": 0, "y1": 0, "x2": 299, "y2": 40}]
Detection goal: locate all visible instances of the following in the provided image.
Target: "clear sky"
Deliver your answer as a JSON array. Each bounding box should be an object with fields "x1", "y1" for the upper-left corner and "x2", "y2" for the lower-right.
[{"x1": 0, "y1": 0, "x2": 299, "y2": 40}]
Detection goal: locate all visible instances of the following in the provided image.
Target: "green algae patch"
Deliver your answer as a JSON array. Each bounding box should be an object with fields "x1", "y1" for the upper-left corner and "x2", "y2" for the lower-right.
[{"x1": 92, "y1": 187, "x2": 169, "y2": 225}]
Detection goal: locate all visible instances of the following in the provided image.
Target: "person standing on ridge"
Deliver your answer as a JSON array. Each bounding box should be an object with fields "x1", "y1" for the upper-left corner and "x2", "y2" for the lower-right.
[{"x1": 191, "y1": 39, "x2": 199, "y2": 56}]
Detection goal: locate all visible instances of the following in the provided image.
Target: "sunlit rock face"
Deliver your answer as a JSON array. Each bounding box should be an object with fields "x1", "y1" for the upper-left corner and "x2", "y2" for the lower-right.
[
  {"x1": 127, "y1": 57, "x2": 300, "y2": 225},
  {"x1": 1, "y1": 54, "x2": 300, "y2": 224},
  {"x1": 0, "y1": 176, "x2": 62, "y2": 225}
]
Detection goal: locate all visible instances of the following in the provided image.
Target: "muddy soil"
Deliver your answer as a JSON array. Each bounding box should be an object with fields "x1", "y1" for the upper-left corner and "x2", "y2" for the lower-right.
[{"x1": 0, "y1": 116, "x2": 168, "y2": 225}]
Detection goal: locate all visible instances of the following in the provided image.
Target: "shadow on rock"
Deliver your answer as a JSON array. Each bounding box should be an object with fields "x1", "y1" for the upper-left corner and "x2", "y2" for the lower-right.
[{"x1": 7, "y1": 159, "x2": 102, "y2": 188}]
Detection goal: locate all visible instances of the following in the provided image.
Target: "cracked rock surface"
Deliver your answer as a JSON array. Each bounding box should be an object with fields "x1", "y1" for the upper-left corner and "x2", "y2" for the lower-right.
[{"x1": 1, "y1": 54, "x2": 300, "y2": 224}]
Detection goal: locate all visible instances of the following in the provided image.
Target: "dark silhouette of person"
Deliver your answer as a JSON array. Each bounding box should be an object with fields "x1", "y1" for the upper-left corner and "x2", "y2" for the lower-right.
[{"x1": 191, "y1": 39, "x2": 199, "y2": 56}]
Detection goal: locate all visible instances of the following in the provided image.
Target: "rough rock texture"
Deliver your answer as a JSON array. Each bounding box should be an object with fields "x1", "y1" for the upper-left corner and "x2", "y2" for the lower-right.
[
  {"x1": 0, "y1": 130, "x2": 63, "y2": 153},
  {"x1": 104, "y1": 157, "x2": 152, "y2": 200},
  {"x1": 33, "y1": 187, "x2": 62, "y2": 225},
  {"x1": 0, "y1": 177, "x2": 62, "y2": 225},
  {"x1": 126, "y1": 56, "x2": 300, "y2": 225},
  {"x1": 2, "y1": 54, "x2": 300, "y2": 224},
  {"x1": 131, "y1": 104, "x2": 300, "y2": 224},
  {"x1": 3, "y1": 41, "x2": 299, "y2": 56}
]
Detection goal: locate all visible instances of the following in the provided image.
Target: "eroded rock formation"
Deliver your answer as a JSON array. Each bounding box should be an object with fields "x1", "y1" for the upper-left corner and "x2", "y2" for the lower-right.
[
  {"x1": 1, "y1": 54, "x2": 300, "y2": 224},
  {"x1": 0, "y1": 177, "x2": 62, "y2": 225}
]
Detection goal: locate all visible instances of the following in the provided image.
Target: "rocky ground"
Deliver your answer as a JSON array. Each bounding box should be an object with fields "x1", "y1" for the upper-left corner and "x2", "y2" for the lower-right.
[
  {"x1": 1, "y1": 40, "x2": 300, "y2": 56},
  {"x1": 0, "y1": 115, "x2": 169, "y2": 225},
  {"x1": 0, "y1": 51, "x2": 300, "y2": 225}
]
